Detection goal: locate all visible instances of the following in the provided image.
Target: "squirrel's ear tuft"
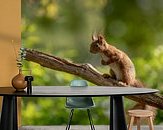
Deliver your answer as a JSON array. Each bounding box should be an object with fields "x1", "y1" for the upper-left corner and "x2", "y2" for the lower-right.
[
  {"x1": 98, "y1": 34, "x2": 104, "y2": 39},
  {"x1": 98, "y1": 34, "x2": 104, "y2": 43},
  {"x1": 92, "y1": 34, "x2": 97, "y2": 41}
]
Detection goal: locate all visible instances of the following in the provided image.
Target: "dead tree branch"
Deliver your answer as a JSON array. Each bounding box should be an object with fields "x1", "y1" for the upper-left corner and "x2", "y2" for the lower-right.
[{"x1": 24, "y1": 48, "x2": 163, "y2": 109}]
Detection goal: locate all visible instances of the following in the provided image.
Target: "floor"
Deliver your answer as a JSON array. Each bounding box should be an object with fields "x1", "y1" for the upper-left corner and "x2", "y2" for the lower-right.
[{"x1": 19, "y1": 125, "x2": 163, "y2": 130}]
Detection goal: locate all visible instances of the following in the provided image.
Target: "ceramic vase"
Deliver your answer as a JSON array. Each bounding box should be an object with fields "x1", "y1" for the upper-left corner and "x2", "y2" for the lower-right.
[{"x1": 11, "y1": 70, "x2": 27, "y2": 91}]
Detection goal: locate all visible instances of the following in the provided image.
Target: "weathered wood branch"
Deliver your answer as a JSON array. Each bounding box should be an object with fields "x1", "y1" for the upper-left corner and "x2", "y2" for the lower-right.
[{"x1": 24, "y1": 48, "x2": 163, "y2": 109}]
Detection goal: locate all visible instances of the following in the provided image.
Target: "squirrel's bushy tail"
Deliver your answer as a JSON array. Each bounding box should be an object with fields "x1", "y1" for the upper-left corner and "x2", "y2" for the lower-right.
[{"x1": 132, "y1": 79, "x2": 144, "y2": 88}]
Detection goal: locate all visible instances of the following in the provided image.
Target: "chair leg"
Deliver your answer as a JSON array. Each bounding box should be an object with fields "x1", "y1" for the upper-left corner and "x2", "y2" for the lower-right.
[
  {"x1": 148, "y1": 116, "x2": 154, "y2": 130},
  {"x1": 87, "y1": 109, "x2": 95, "y2": 130},
  {"x1": 128, "y1": 116, "x2": 134, "y2": 130},
  {"x1": 136, "y1": 117, "x2": 141, "y2": 130},
  {"x1": 66, "y1": 109, "x2": 74, "y2": 130}
]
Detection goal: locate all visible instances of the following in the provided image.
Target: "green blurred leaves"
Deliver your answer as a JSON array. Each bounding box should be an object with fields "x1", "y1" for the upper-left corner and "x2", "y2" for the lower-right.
[{"x1": 21, "y1": 0, "x2": 163, "y2": 125}]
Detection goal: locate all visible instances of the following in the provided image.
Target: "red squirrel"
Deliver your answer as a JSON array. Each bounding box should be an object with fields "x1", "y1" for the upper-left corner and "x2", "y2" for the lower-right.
[{"x1": 90, "y1": 34, "x2": 144, "y2": 87}]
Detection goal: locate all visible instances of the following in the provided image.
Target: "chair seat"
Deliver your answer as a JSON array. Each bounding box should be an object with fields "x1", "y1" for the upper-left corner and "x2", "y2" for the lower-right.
[
  {"x1": 65, "y1": 97, "x2": 95, "y2": 109},
  {"x1": 128, "y1": 110, "x2": 153, "y2": 117}
]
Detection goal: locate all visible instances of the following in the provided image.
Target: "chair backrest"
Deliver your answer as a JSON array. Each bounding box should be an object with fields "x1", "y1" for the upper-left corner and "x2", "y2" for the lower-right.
[
  {"x1": 70, "y1": 80, "x2": 88, "y2": 87},
  {"x1": 66, "y1": 80, "x2": 94, "y2": 109}
]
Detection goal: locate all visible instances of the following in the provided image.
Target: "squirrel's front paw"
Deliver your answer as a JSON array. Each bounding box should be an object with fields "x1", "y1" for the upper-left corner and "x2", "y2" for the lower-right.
[
  {"x1": 118, "y1": 81, "x2": 128, "y2": 87},
  {"x1": 103, "y1": 73, "x2": 111, "y2": 78}
]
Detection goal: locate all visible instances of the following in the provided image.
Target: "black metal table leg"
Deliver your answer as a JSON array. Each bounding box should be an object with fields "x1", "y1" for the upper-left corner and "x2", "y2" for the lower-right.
[
  {"x1": 110, "y1": 96, "x2": 127, "y2": 130},
  {"x1": 0, "y1": 96, "x2": 18, "y2": 130}
]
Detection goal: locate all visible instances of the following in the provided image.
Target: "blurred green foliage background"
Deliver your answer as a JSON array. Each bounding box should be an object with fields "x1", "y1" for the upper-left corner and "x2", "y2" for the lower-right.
[{"x1": 21, "y1": 0, "x2": 163, "y2": 125}]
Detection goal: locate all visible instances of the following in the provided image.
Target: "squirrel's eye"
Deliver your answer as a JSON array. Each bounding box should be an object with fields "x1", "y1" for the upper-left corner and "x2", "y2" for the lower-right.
[{"x1": 95, "y1": 44, "x2": 99, "y2": 48}]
